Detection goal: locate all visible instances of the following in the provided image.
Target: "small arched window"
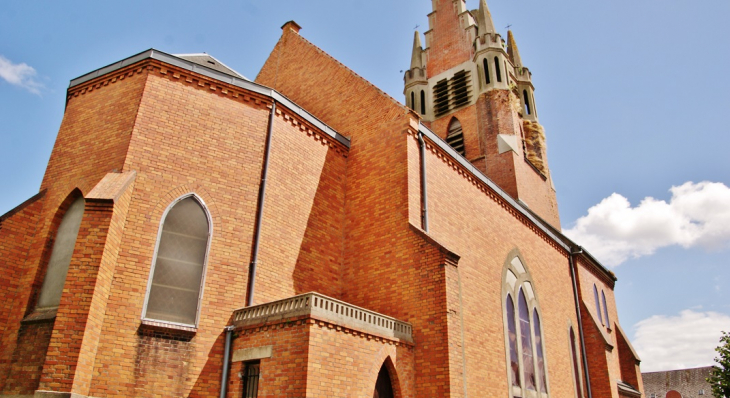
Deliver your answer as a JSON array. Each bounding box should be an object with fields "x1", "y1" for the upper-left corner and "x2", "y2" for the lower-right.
[
  {"x1": 569, "y1": 327, "x2": 584, "y2": 398},
  {"x1": 483, "y1": 58, "x2": 491, "y2": 84},
  {"x1": 143, "y1": 195, "x2": 212, "y2": 326},
  {"x1": 593, "y1": 284, "x2": 603, "y2": 326},
  {"x1": 446, "y1": 118, "x2": 465, "y2": 156},
  {"x1": 523, "y1": 90, "x2": 532, "y2": 115},
  {"x1": 410, "y1": 91, "x2": 415, "y2": 111},
  {"x1": 503, "y1": 256, "x2": 550, "y2": 396},
  {"x1": 602, "y1": 290, "x2": 610, "y2": 329},
  {"x1": 37, "y1": 195, "x2": 85, "y2": 309},
  {"x1": 420, "y1": 90, "x2": 426, "y2": 115},
  {"x1": 494, "y1": 56, "x2": 502, "y2": 82}
]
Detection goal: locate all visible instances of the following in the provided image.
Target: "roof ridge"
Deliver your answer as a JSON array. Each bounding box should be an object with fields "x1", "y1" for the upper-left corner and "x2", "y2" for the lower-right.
[{"x1": 287, "y1": 31, "x2": 409, "y2": 113}]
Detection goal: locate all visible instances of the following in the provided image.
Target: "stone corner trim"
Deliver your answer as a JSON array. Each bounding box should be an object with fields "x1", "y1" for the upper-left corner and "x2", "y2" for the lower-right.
[{"x1": 232, "y1": 292, "x2": 413, "y2": 343}]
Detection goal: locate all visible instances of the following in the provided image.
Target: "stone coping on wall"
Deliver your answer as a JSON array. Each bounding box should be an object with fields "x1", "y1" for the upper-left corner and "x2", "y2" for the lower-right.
[{"x1": 232, "y1": 292, "x2": 413, "y2": 343}]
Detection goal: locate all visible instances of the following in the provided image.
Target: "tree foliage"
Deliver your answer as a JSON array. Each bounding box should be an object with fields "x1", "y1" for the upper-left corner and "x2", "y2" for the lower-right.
[{"x1": 708, "y1": 331, "x2": 730, "y2": 398}]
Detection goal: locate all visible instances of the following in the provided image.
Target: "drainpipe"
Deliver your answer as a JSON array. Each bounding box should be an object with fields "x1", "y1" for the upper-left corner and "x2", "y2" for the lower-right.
[
  {"x1": 219, "y1": 325, "x2": 234, "y2": 398},
  {"x1": 417, "y1": 130, "x2": 429, "y2": 232},
  {"x1": 569, "y1": 248, "x2": 593, "y2": 398},
  {"x1": 246, "y1": 100, "x2": 277, "y2": 307},
  {"x1": 220, "y1": 100, "x2": 276, "y2": 398}
]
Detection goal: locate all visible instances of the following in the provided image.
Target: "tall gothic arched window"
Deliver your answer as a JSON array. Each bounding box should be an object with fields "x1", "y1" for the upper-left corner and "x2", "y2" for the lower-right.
[
  {"x1": 503, "y1": 255, "x2": 550, "y2": 397},
  {"x1": 142, "y1": 194, "x2": 212, "y2": 326},
  {"x1": 37, "y1": 195, "x2": 85, "y2": 309}
]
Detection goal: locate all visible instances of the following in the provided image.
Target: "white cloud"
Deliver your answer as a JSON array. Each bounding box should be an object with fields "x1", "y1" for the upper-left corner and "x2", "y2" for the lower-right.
[
  {"x1": 564, "y1": 181, "x2": 730, "y2": 267},
  {"x1": 632, "y1": 309, "x2": 730, "y2": 372},
  {"x1": 0, "y1": 55, "x2": 44, "y2": 94}
]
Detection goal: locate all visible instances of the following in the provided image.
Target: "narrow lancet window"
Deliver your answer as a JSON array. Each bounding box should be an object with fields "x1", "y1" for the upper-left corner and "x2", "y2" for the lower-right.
[
  {"x1": 594, "y1": 285, "x2": 603, "y2": 325},
  {"x1": 507, "y1": 295, "x2": 520, "y2": 386},
  {"x1": 420, "y1": 90, "x2": 426, "y2": 115},
  {"x1": 523, "y1": 90, "x2": 532, "y2": 115},
  {"x1": 570, "y1": 327, "x2": 583, "y2": 398},
  {"x1": 534, "y1": 311, "x2": 547, "y2": 393},
  {"x1": 410, "y1": 91, "x2": 415, "y2": 111},
  {"x1": 519, "y1": 289, "x2": 536, "y2": 390},
  {"x1": 494, "y1": 57, "x2": 502, "y2": 82},
  {"x1": 483, "y1": 58, "x2": 491, "y2": 84},
  {"x1": 602, "y1": 291, "x2": 610, "y2": 329}
]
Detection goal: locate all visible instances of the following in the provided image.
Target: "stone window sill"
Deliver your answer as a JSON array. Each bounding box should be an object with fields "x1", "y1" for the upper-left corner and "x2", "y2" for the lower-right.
[
  {"x1": 21, "y1": 308, "x2": 57, "y2": 324},
  {"x1": 139, "y1": 319, "x2": 197, "y2": 340}
]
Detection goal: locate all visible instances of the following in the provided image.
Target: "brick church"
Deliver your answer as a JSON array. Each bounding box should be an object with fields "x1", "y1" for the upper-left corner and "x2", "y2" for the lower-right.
[{"x1": 0, "y1": 1, "x2": 644, "y2": 397}]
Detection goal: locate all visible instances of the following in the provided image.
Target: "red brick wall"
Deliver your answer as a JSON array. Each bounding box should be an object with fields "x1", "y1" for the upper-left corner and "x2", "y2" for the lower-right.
[
  {"x1": 0, "y1": 192, "x2": 45, "y2": 350},
  {"x1": 425, "y1": 0, "x2": 473, "y2": 77},
  {"x1": 38, "y1": 178, "x2": 135, "y2": 395},
  {"x1": 415, "y1": 131, "x2": 582, "y2": 397},
  {"x1": 258, "y1": 27, "x2": 457, "y2": 397}
]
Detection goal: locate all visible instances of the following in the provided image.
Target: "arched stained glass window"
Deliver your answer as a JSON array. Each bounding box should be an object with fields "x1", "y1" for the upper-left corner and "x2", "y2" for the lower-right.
[
  {"x1": 37, "y1": 196, "x2": 85, "y2": 309},
  {"x1": 519, "y1": 289, "x2": 536, "y2": 391},
  {"x1": 593, "y1": 284, "x2": 603, "y2": 325},
  {"x1": 503, "y1": 256, "x2": 550, "y2": 397},
  {"x1": 143, "y1": 195, "x2": 211, "y2": 326},
  {"x1": 506, "y1": 294, "x2": 520, "y2": 387},
  {"x1": 602, "y1": 290, "x2": 610, "y2": 329}
]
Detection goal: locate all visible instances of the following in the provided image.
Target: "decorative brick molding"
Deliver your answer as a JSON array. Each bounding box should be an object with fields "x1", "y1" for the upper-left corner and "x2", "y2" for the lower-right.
[{"x1": 233, "y1": 292, "x2": 413, "y2": 343}]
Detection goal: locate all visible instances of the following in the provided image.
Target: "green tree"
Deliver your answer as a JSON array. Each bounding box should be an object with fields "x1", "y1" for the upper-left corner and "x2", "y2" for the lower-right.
[{"x1": 708, "y1": 331, "x2": 730, "y2": 398}]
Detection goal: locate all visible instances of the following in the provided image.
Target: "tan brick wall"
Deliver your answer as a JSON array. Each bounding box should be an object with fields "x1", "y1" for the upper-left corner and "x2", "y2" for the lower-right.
[
  {"x1": 230, "y1": 316, "x2": 415, "y2": 398},
  {"x1": 77, "y1": 62, "x2": 347, "y2": 397}
]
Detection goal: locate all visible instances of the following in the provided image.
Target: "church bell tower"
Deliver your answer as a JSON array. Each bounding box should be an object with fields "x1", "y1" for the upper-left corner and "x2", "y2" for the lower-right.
[{"x1": 404, "y1": 0, "x2": 560, "y2": 228}]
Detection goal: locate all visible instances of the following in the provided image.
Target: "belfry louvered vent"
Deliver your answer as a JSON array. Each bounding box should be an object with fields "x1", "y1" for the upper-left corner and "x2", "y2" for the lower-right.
[
  {"x1": 451, "y1": 70, "x2": 471, "y2": 108},
  {"x1": 446, "y1": 119, "x2": 465, "y2": 156},
  {"x1": 432, "y1": 70, "x2": 473, "y2": 118},
  {"x1": 433, "y1": 79, "x2": 450, "y2": 117}
]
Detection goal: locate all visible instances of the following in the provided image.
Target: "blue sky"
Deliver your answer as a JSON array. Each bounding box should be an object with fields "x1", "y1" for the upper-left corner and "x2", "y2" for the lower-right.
[{"x1": 1, "y1": 0, "x2": 728, "y2": 372}]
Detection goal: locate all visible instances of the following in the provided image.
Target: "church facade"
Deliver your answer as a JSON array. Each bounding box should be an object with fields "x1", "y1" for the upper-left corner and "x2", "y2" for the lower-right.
[{"x1": 0, "y1": 1, "x2": 643, "y2": 397}]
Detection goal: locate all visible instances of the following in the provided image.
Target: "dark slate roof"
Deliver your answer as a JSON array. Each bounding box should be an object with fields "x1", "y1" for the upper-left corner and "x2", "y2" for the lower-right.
[{"x1": 173, "y1": 53, "x2": 247, "y2": 80}]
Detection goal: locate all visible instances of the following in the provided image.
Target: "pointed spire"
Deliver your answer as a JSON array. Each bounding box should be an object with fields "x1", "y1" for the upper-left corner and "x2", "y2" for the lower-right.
[
  {"x1": 507, "y1": 30, "x2": 523, "y2": 68},
  {"x1": 410, "y1": 31, "x2": 423, "y2": 69},
  {"x1": 477, "y1": 0, "x2": 496, "y2": 35}
]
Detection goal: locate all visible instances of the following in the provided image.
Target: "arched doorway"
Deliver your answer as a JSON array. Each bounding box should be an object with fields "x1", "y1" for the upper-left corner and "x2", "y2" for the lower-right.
[
  {"x1": 666, "y1": 391, "x2": 682, "y2": 398},
  {"x1": 373, "y1": 362, "x2": 394, "y2": 398}
]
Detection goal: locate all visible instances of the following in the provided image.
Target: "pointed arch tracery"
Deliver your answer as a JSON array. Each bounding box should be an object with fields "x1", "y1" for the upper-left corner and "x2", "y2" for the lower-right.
[{"x1": 502, "y1": 253, "x2": 550, "y2": 397}]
